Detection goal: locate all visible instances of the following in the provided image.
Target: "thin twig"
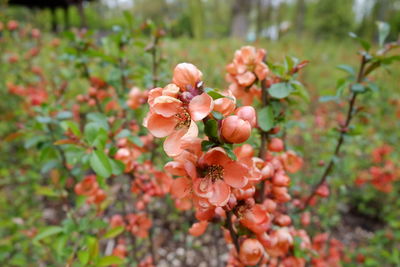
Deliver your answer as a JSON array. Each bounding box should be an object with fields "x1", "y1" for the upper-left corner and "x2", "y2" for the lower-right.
[{"x1": 301, "y1": 55, "x2": 367, "y2": 210}]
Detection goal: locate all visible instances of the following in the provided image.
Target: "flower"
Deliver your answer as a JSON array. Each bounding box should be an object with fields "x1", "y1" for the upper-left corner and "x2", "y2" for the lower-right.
[
  {"x1": 193, "y1": 148, "x2": 249, "y2": 206},
  {"x1": 145, "y1": 82, "x2": 213, "y2": 157}
]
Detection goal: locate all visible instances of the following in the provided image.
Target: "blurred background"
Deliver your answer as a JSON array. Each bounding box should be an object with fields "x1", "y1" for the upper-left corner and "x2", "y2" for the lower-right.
[{"x1": 1, "y1": 0, "x2": 399, "y2": 42}]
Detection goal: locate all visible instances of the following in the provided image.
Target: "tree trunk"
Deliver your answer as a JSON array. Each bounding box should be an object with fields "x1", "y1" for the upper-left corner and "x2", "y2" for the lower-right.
[
  {"x1": 256, "y1": 0, "x2": 263, "y2": 39},
  {"x1": 230, "y1": 0, "x2": 252, "y2": 39},
  {"x1": 76, "y1": 0, "x2": 87, "y2": 29},
  {"x1": 295, "y1": 0, "x2": 306, "y2": 37},
  {"x1": 63, "y1": 6, "x2": 70, "y2": 31},
  {"x1": 189, "y1": 0, "x2": 205, "y2": 39},
  {"x1": 50, "y1": 7, "x2": 57, "y2": 33}
]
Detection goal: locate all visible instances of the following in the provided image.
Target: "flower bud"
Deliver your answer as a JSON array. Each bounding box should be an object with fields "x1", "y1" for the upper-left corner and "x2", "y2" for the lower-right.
[
  {"x1": 268, "y1": 138, "x2": 284, "y2": 152},
  {"x1": 213, "y1": 96, "x2": 236, "y2": 116},
  {"x1": 221, "y1": 115, "x2": 251, "y2": 144},
  {"x1": 235, "y1": 106, "x2": 257, "y2": 127},
  {"x1": 239, "y1": 239, "x2": 264, "y2": 266},
  {"x1": 172, "y1": 63, "x2": 202, "y2": 90}
]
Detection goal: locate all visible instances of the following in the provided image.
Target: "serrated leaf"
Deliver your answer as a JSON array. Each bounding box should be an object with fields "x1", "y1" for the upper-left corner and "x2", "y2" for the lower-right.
[
  {"x1": 56, "y1": 111, "x2": 73, "y2": 120},
  {"x1": 349, "y1": 32, "x2": 371, "y2": 51},
  {"x1": 33, "y1": 226, "x2": 63, "y2": 243},
  {"x1": 258, "y1": 106, "x2": 274, "y2": 132},
  {"x1": 268, "y1": 82, "x2": 293, "y2": 99},
  {"x1": 110, "y1": 159, "x2": 125, "y2": 176},
  {"x1": 78, "y1": 250, "x2": 90, "y2": 265},
  {"x1": 103, "y1": 226, "x2": 125, "y2": 239},
  {"x1": 90, "y1": 150, "x2": 112, "y2": 178}
]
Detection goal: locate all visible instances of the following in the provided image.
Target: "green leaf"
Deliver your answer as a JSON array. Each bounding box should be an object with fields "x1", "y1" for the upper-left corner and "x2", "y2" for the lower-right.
[
  {"x1": 98, "y1": 256, "x2": 125, "y2": 266},
  {"x1": 376, "y1": 21, "x2": 390, "y2": 47},
  {"x1": 349, "y1": 32, "x2": 371, "y2": 51},
  {"x1": 319, "y1": 95, "x2": 339, "y2": 103},
  {"x1": 258, "y1": 106, "x2": 274, "y2": 132},
  {"x1": 90, "y1": 150, "x2": 112, "y2": 178},
  {"x1": 211, "y1": 111, "x2": 223, "y2": 120},
  {"x1": 78, "y1": 250, "x2": 90, "y2": 265},
  {"x1": 35, "y1": 186, "x2": 59, "y2": 197},
  {"x1": 222, "y1": 144, "x2": 237, "y2": 161},
  {"x1": 36, "y1": 116, "x2": 52, "y2": 124},
  {"x1": 201, "y1": 140, "x2": 215, "y2": 151},
  {"x1": 336, "y1": 64, "x2": 355, "y2": 76},
  {"x1": 87, "y1": 112, "x2": 109, "y2": 130},
  {"x1": 127, "y1": 135, "x2": 143, "y2": 147},
  {"x1": 87, "y1": 236, "x2": 99, "y2": 262},
  {"x1": 351, "y1": 83, "x2": 366, "y2": 93},
  {"x1": 56, "y1": 111, "x2": 73, "y2": 120},
  {"x1": 61, "y1": 121, "x2": 81, "y2": 137},
  {"x1": 291, "y1": 80, "x2": 309, "y2": 101},
  {"x1": 33, "y1": 226, "x2": 63, "y2": 243},
  {"x1": 103, "y1": 226, "x2": 125, "y2": 239},
  {"x1": 204, "y1": 88, "x2": 225, "y2": 100},
  {"x1": 84, "y1": 122, "x2": 103, "y2": 144},
  {"x1": 366, "y1": 82, "x2": 379, "y2": 92},
  {"x1": 268, "y1": 82, "x2": 293, "y2": 99},
  {"x1": 110, "y1": 159, "x2": 125, "y2": 176},
  {"x1": 115, "y1": 129, "x2": 130, "y2": 139},
  {"x1": 204, "y1": 119, "x2": 219, "y2": 140}
]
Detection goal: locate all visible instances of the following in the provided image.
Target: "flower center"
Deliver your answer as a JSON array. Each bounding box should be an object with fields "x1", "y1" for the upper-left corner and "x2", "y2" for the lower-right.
[
  {"x1": 205, "y1": 164, "x2": 224, "y2": 182},
  {"x1": 174, "y1": 107, "x2": 191, "y2": 129}
]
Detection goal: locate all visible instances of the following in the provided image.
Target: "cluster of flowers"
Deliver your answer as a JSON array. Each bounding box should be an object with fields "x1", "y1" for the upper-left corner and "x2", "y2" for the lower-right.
[
  {"x1": 356, "y1": 144, "x2": 398, "y2": 192},
  {"x1": 74, "y1": 174, "x2": 107, "y2": 206},
  {"x1": 7, "y1": 82, "x2": 48, "y2": 107},
  {"x1": 144, "y1": 54, "x2": 311, "y2": 266},
  {"x1": 76, "y1": 77, "x2": 115, "y2": 109},
  {"x1": 225, "y1": 46, "x2": 269, "y2": 105}
]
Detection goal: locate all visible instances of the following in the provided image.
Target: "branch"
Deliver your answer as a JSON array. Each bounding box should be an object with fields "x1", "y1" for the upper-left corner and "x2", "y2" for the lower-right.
[{"x1": 301, "y1": 55, "x2": 368, "y2": 210}]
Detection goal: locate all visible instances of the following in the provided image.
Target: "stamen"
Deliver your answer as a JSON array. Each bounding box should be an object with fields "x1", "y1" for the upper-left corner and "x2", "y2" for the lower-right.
[{"x1": 205, "y1": 165, "x2": 224, "y2": 182}]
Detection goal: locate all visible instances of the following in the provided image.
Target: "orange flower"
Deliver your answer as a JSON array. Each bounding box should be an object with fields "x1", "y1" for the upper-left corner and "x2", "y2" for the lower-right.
[
  {"x1": 145, "y1": 83, "x2": 213, "y2": 157},
  {"x1": 74, "y1": 175, "x2": 99, "y2": 196},
  {"x1": 280, "y1": 151, "x2": 303, "y2": 173},
  {"x1": 126, "y1": 213, "x2": 152, "y2": 238},
  {"x1": 193, "y1": 148, "x2": 249, "y2": 206}
]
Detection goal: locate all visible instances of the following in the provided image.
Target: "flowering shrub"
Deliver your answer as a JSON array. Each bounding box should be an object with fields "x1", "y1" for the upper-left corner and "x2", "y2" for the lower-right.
[{"x1": 0, "y1": 19, "x2": 399, "y2": 266}]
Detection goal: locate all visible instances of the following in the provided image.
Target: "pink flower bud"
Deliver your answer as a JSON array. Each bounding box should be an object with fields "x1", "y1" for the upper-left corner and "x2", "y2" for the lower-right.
[
  {"x1": 268, "y1": 138, "x2": 284, "y2": 152},
  {"x1": 172, "y1": 63, "x2": 202, "y2": 90},
  {"x1": 221, "y1": 115, "x2": 251, "y2": 144},
  {"x1": 239, "y1": 239, "x2": 264, "y2": 266},
  {"x1": 235, "y1": 106, "x2": 257, "y2": 127}
]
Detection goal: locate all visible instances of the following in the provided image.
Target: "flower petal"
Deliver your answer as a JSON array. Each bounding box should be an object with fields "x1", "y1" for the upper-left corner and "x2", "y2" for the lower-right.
[
  {"x1": 170, "y1": 177, "x2": 191, "y2": 199},
  {"x1": 152, "y1": 96, "x2": 182, "y2": 117},
  {"x1": 223, "y1": 161, "x2": 249, "y2": 188},
  {"x1": 147, "y1": 113, "x2": 176, "y2": 138},
  {"x1": 189, "y1": 93, "x2": 214, "y2": 121},
  {"x1": 209, "y1": 180, "x2": 231, "y2": 207},
  {"x1": 163, "y1": 128, "x2": 187, "y2": 157}
]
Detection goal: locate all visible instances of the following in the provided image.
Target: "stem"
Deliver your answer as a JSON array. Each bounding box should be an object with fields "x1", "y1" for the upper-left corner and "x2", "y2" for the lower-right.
[
  {"x1": 257, "y1": 78, "x2": 269, "y2": 202},
  {"x1": 301, "y1": 55, "x2": 367, "y2": 210},
  {"x1": 225, "y1": 211, "x2": 240, "y2": 253},
  {"x1": 151, "y1": 36, "x2": 160, "y2": 88}
]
